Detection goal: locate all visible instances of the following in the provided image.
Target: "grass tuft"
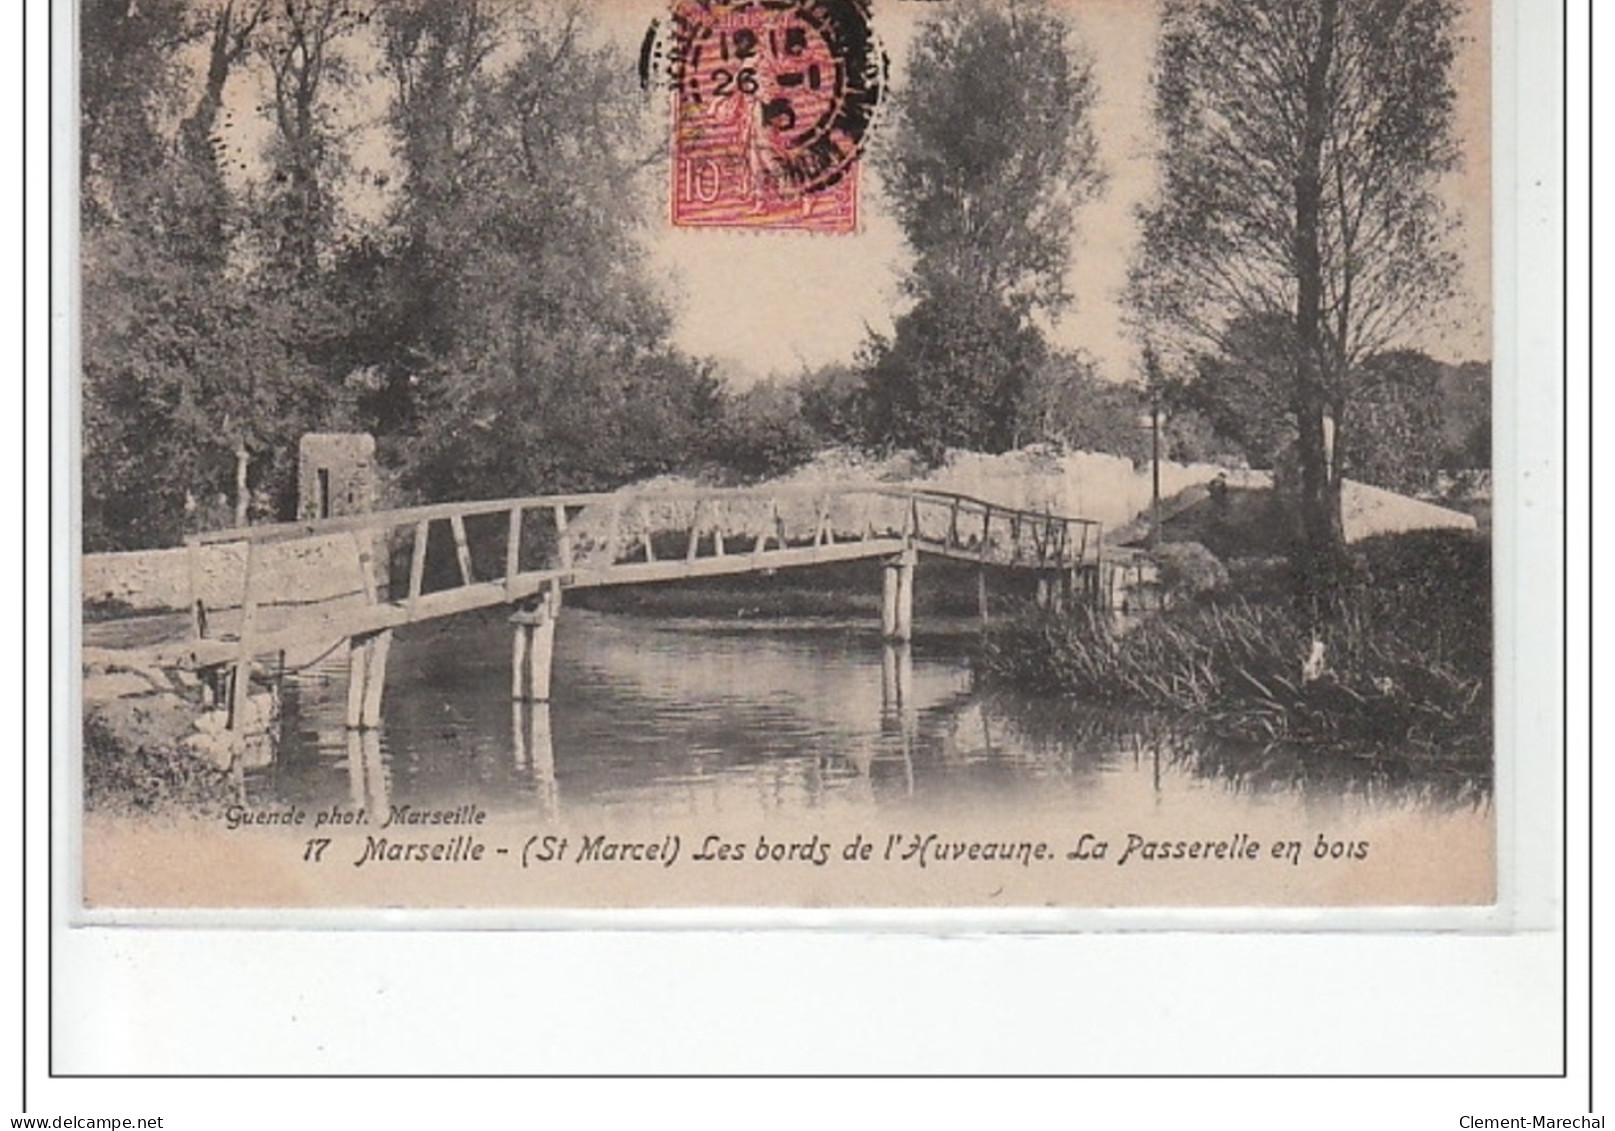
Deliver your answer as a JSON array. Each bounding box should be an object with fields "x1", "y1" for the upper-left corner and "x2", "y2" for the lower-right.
[{"x1": 977, "y1": 532, "x2": 1491, "y2": 764}]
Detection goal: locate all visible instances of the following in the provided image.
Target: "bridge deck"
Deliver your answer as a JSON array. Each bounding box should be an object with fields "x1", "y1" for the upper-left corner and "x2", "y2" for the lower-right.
[{"x1": 90, "y1": 484, "x2": 1104, "y2": 670}]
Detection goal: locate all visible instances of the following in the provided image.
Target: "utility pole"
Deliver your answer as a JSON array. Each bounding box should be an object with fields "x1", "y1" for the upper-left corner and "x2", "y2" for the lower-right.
[
  {"x1": 1143, "y1": 346, "x2": 1164, "y2": 550},
  {"x1": 1150, "y1": 389, "x2": 1161, "y2": 550}
]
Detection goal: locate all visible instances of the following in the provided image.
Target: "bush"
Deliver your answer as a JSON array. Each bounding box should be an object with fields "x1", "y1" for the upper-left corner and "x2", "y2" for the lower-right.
[
  {"x1": 83, "y1": 703, "x2": 238, "y2": 814},
  {"x1": 705, "y1": 382, "x2": 821, "y2": 480},
  {"x1": 1152, "y1": 541, "x2": 1229, "y2": 597}
]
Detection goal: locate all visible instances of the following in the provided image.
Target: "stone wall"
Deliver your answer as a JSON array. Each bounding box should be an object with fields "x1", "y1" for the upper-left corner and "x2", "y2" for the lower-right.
[
  {"x1": 298, "y1": 432, "x2": 377, "y2": 521},
  {"x1": 83, "y1": 534, "x2": 375, "y2": 613}
]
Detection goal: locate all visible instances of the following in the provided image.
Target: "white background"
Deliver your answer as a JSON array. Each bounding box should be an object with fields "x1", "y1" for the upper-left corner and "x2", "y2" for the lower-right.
[{"x1": 10, "y1": 0, "x2": 1597, "y2": 1124}]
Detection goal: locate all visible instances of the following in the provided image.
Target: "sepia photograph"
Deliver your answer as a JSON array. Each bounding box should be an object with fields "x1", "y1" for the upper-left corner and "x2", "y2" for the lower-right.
[{"x1": 74, "y1": 0, "x2": 1498, "y2": 911}]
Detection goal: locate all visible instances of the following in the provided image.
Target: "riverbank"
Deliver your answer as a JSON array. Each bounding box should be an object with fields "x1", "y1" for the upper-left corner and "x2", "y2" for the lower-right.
[
  {"x1": 975, "y1": 530, "x2": 1492, "y2": 766},
  {"x1": 82, "y1": 689, "x2": 239, "y2": 814},
  {"x1": 566, "y1": 556, "x2": 1037, "y2": 625}
]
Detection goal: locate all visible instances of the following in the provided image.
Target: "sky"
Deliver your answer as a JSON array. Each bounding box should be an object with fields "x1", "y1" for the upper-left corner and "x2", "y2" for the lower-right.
[
  {"x1": 613, "y1": 0, "x2": 1495, "y2": 388},
  {"x1": 216, "y1": 0, "x2": 1493, "y2": 391}
]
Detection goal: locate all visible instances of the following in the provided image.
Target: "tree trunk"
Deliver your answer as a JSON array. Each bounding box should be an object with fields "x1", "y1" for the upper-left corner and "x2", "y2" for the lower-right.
[
  {"x1": 1293, "y1": 0, "x2": 1346, "y2": 612},
  {"x1": 176, "y1": 2, "x2": 263, "y2": 264}
]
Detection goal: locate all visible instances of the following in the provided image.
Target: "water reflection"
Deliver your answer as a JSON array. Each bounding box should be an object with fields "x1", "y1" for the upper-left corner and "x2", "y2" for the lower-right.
[
  {"x1": 263, "y1": 609, "x2": 1490, "y2": 827},
  {"x1": 879, "y1": 643, "x2": 916, "y2": 796},
  {"x1": 511, "y1": 702, "x2": 559, "y2": 819},
  {"x1": 345, "y1": 728, "x2": 388, "y2": 815}
]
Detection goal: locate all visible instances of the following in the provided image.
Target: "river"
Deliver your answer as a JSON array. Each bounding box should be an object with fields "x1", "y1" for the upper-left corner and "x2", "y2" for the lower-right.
[
  {"x1": 80, "y1": 605, "x2": 1496, "y2": 908},
  {"x1": 194, "y1": 606, "x2": 1497, "y2": 908}
]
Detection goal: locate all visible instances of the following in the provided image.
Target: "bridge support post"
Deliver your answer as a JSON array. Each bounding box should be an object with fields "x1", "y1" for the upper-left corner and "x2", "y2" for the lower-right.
[
  {"x1": 882, "y1": 546, "x2": 915, "y2": 642},
  {"x1": 1033, "y1": 571, "x2": 1067, "y2": 615},
  {"x1": 345, "y1": 728, "x2": 388, "y2": 811},
  {"x1": 511, "y1": 582, "x2": 561, "y2": 702},
  {"x1": 345, "y1": 630, "x2": 393, "y2": 730},
  {"x1": 361, "y1": 630, "x2": 391, "y2": 728}
]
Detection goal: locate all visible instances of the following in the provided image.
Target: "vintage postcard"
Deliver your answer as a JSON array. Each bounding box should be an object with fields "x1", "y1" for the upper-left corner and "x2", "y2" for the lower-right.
[{"x1": 74, "y1": 0, "x2": 1497, "y2": 913}]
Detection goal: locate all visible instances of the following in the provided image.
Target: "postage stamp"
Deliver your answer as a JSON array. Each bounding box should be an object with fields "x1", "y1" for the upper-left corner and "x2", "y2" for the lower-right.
[
  {"x1": 69, "y1": 0, "x2": 1510, "y2": 917},
  {"x1": 650, "y1": 0, "x2": 884, "y2": 232}
]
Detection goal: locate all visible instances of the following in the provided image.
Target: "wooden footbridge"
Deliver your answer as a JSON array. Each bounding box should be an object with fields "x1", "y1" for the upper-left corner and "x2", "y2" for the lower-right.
[{"x1": 143, "y1": 484, "x2": 1103, "y2": 735}]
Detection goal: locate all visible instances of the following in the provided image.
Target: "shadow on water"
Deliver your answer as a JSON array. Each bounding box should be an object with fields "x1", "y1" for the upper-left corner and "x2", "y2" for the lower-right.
[{"x1": 260, "y1": 607, "x2": 1491, "y2": 825}]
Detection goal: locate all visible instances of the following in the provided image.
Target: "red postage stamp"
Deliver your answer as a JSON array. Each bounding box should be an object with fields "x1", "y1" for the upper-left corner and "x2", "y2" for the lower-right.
[{"x1": 654, "y1": 0, "x2": 884, "y2": 233}]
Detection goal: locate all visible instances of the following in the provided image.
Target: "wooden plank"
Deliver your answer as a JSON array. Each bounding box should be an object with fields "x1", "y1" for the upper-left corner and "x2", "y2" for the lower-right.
[
  {"x1": 345, "y1": 634, "x2": 368, "y2": 729},
  {"x1": 553, "y1": 503, "x2": 572, "y2": 570},
  {"x1": 228, "y1": 538, "x2": 259, "y2": 731},
  {"x1": 527, "y1": 582, "x2": 560, "y2": 701},
  {"x1": 510, "y1": 620, "x2": 529, "y2": 701},
  {"x1": 505, "y1": 506, "x2": 523, "y2": 597},
  {"x1": 118, "y1": 529, "x2": 1136, "y2": 671},
  {"x1": 350, "y1": 530, "x2": 378, "y2": 604},
  {"x1": 576, "y1": 539, "x2": 905, "y2": 591},
  {"x1": 186, "y1": 540, "x2": 204, "y2": 639},
  {"x1": 186, "y1": 485, "x2": 1107, "y2": 570},
  {"x1": 751, "y1": 501, "x2": 775, "y2": 564},
  {"x1": 449, "y1": 514, "x2": 475, "y2": 584},
  {"x1": 881, "y1": 559, "x2": 899, "y2": 638},
  {"x1": 360, "y1": 630, "x2": 392, "y2": 727},
  {"x1": 191, "y1": 482, "x2": 945, "y2": 547},
  {"x1": 893, "y1": 546, "x2": 915, "y2": 641},
  {"x1": 605, "y1": 498, "x2": 622, "y2": 566},
  {"x1": 407, "y1": 519, "x2": 429, "y2": 616},
  {"x1": 136, "y1": 488, "x2": 1116, "y2": 671}
]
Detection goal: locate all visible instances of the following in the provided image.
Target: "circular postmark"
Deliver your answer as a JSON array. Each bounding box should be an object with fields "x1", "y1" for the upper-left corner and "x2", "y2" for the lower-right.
[{"x1": 642, "y1": 0, "x2": 886, "y2": 230}]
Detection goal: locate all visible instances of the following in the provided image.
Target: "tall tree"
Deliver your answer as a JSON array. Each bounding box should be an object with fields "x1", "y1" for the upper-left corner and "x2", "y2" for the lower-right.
[
  {"x1": 79, "y1": 0, "x2": 192, "y2": 224},
  {"x1": 865, "y1": 281, "x2": 1048, "y2": 464},
  {"x1": 1130, "y1": 0, "x2": 1462, "y2": 593},
  {"x1": 868, "y1": 0, "x2": 1102, "y2": 459},
  {"x1": 257, "y1": 0, "x2": 369, "y2": 283},
  {"x1": 175, "y1": 0, "x2": 273, "y2": 266},
  {"x1": 877, "y1": 0, "x2": 1103, "y2": 315},
  {"x1": 374, "y1": 1, "x2": 714, "y2": 499},
  {"x1": 80, "y1": 0, "x2": 336, "y2": 547}
]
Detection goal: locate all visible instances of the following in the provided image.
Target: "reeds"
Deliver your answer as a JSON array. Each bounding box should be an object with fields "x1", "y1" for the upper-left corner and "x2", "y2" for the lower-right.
[{"x1": 977, "y1": 534, "x2": 1492, "y2": 764}]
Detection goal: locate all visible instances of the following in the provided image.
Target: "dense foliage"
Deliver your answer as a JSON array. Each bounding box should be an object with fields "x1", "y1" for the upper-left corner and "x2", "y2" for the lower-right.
[
  {"x1": 80, "y1": 0, "x2": 1481, "y2": 553},
  {"x1": 866, "y1": 0, "x2": 1103, "y2": 462},
  {"x1": 79, "y1": 0, "x2": 719, "y2": 549},
  {"x1": 1130, "y1": 0, "x2": 1464, "y2": 582},
  {"x1": 1163, "y1": 316, "x2": 1491, "y2": 490},
  {"x1": 978, "y1": 531, "x2": 1491, "y2": 762}
]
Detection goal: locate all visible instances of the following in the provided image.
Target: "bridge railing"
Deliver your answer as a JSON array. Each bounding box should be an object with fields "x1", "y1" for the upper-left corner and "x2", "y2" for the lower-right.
[{"x1": 179, "y1": 484, "x2": 1103, "y2": 645}]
